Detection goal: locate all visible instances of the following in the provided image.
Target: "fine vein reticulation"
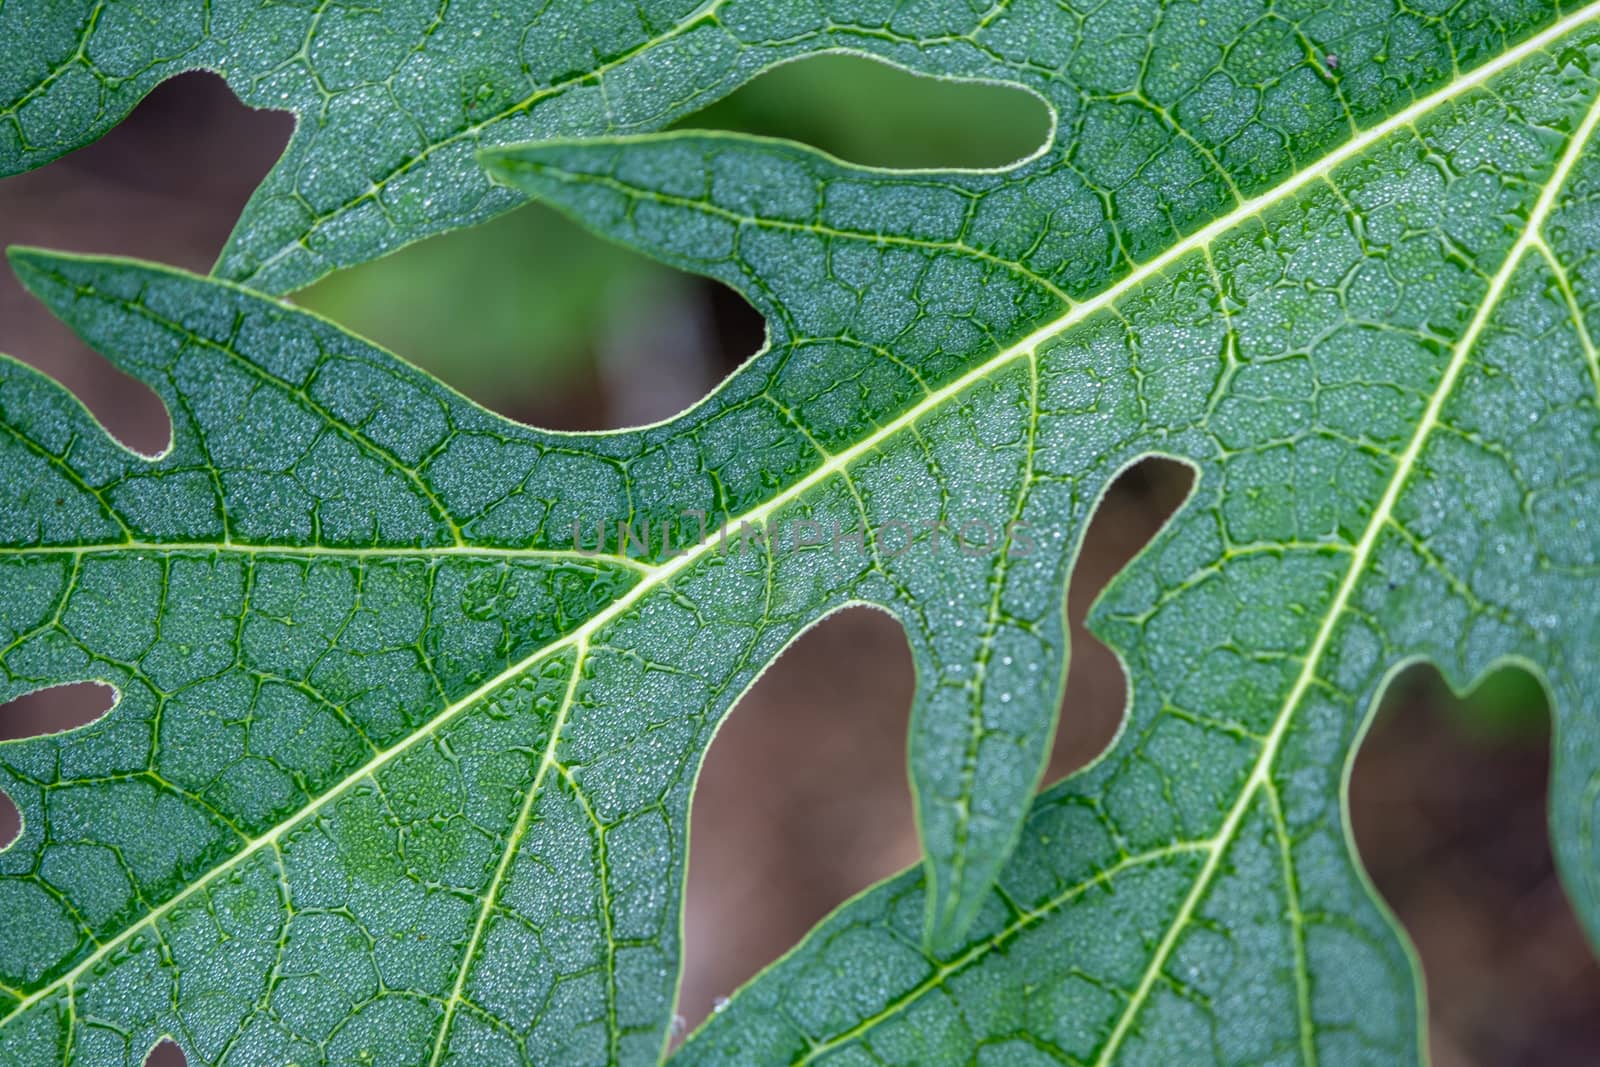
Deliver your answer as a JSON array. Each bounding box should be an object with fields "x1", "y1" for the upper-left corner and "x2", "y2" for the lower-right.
[
  {"x1": 2, "y1": 0, "x2": 1585, "y2": 294},
  {"x1": 6, "y1": 1, "x2": 1600, "y2": 1066}
]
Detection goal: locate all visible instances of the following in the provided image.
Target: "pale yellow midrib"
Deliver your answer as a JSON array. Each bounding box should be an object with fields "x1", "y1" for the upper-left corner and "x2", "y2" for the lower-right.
[
  {"x1": 1091, "y1": 55, "x2": 1600, "y2": 1067},
  {"x1": 6, "y1": 0, "x2": 1598, "y2": 1030}
]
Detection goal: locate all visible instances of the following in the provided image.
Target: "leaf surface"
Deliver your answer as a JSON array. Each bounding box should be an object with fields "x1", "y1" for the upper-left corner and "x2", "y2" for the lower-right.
[
  {"x1": 4, "y1": 0, "x2": 1564, "y2": 293},
  {"x1": 5, "y1": 0, "x2": 1059, "y2": 292},
  {"x1": 5, "y1": 1, "x2": 1600, "y2": 1066},
  {"x1": 661, "y1": 9, "x2": 1600, "y2": 1067}
]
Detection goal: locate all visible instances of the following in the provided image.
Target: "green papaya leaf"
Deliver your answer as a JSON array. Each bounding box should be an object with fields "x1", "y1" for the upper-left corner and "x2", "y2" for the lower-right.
[
  {"x1": 653, "y1": 11, "x2": 1600, "y2": 1067},
  {"x1": 7, "y1": 1, "x2": 1600, "y2": 1066},
  {"x1": 5, "y1": 0, "x2": 1566, "y2": 296},
  {"x1": 0, "y1": 211, "x2": 1084, "y2": 1063},
  {"x1": 2, "y1": 0, "x2": 1052, "y2": 293}
]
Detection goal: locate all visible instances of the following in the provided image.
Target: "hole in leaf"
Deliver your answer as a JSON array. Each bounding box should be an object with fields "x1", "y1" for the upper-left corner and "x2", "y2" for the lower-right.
[
  {"x1": 1350, "y1": 663, "x2": 1600, "y2": 1062},
  {"x1": 143, "y1": 1038, "x2": 186, "y2": 1067},
  {"x1": 0, "y1": 682, "x2": 117, "y2": 742},
  {"x1": 297, "y1": 57, "x2": 1048, "y2": 431},
  {"x1": 682, "y1": 605, "x2": 917, "y2": 1036},
  {"x1": 0, "y1": 790, "x2": 16, "y2": 852},
  {"x1": 681, "y1": 53, "x2": 1052, "y2": 170},
  {"x1": 294, "y1": 204, "x2": 760, "y2": 432},
  {"x1": 0, "y1": 71, "x2": 291, "y2": 456},
  {"x1": 1048, "y1": 455, "x2": 1197, "y2": 780},
  {"x1": 681, "y1": 455, "x2": 1194, "y2": 1037}
]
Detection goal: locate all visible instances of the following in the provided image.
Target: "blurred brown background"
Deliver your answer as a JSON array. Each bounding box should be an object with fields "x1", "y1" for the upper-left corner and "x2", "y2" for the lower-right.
[{"x1": 1, "y1": 71, "x2": 1597, "y2": 1066}]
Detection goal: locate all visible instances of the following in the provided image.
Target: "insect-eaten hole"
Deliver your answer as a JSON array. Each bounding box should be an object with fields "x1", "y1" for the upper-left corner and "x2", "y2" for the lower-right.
[
  {"x1": 143, "y1": 1038, "x2": 186, "y2": 1067},
  {"x1": 296, "y1": 202, "x2": 762, "y2": 433},
  {"x1": 1, "y1": 70, "x2": 291, "y2": 458},
  {"x1": 1349, "y1": 662, "x2": 1600, "y2": 1062},
  {"x1": 1049, "y1": 455, "x2": 1196, "y2": 780},
  {"x1": 679, "y1": 53, "x2": 1051, "y2": 171},
  {"x1": 0, "y1": 681, "x2": 117, "y2": 741},
  {"x1": 682, "y1": 605, "x2": 916, "y2": 1039}
]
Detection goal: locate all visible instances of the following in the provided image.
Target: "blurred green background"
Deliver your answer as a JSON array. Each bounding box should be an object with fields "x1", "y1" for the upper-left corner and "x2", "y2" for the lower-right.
[{"x1": 0, "y1": 53, "x2": 1591, "y2": 1067}]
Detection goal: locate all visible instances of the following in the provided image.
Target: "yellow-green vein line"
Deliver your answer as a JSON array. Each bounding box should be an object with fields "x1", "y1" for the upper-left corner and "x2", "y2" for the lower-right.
[{"x1": 1091, "y1": 71, "x2": 1600, "y2": 1067}]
